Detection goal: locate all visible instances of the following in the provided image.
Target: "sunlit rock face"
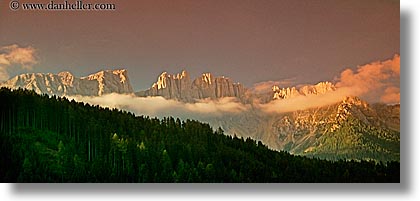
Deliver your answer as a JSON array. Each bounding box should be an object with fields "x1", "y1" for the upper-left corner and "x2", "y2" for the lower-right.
[
  {"x1": 84, "y1": 69, "x2": 133, "y2": 96},
  {"x1": 137, "y1": 70, "x2": 246, "y2": 102},
  {"x1": 272, "y1": 81, "x2": 336, "y2": 100},
  {"x1": 139, "y1": 70, "x2": 192, "y2": 100},
  {"x1": 0, "y1": 69, "x2": 133, "y2": 96}
]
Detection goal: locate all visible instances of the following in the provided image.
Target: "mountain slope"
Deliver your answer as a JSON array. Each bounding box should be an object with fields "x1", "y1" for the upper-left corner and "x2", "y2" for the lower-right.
[{"x1": 208, "y1": 97, "x2": 399, "y2": 161}]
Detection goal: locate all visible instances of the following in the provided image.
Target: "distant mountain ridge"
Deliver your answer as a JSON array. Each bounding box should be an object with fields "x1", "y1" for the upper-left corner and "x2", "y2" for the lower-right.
[
  {"x1": 1, "y1": 69, "x2": 339, "y2": 103},
  {"x1": 272, "y1": 81, "x2": 336, "y2": 100},
  {"x1": 0, "y1": 69, "x2": 133, "y2": 96}
]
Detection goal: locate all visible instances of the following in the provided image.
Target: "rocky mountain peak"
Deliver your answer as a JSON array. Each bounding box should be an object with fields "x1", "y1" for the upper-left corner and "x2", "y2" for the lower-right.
[
  {"x1": 154, "y1": 72, "x2": 169, "y2": 89},
  {"x1": 111, "y1": 69, "x2": 129, "y2": 84},
  {"x1": 58, "y1": 71, "x2": 73, "y2": 77},
  {"x1": 272, "y1": 81, "x2": 336, "y2": 100},
  {"x1": 180, "y1": 70, "x2": 189, "y2": 78},
  {"x1": 341, "y1": 96, "x2": 366, "y2": 107},
  {"x1": 330, "y1": 96, "x2": 370, "y2": 132},
  {"x1": 201, "y1": 73, "x2": 213, "y2": 85},
  {"x1": 85, "y1": 70, "x2": 104, "y2": 81},
  {"x1": 272, "y1": 86, "x2": 300, "y2": 99},
  {"x1": 58, "y1": 71, "x2": 74, "y2": 86},
  {"x1": 81, "y1": 69, "x2": 133, "y2": 96},
  {"x1": 300, "y1": 81, "x2": 336, "y2": 95},
  {"x1": 153, "y1": 70, "x2": 191, "y2": 90},
  {"x1": 138, "y1": 70, "x2": 245, "y2": 102}
]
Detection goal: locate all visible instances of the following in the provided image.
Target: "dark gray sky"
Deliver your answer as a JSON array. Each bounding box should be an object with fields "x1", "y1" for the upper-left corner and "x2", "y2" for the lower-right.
[{"x1": 0, "y1": 0, "x2": 399, "y2": 90}]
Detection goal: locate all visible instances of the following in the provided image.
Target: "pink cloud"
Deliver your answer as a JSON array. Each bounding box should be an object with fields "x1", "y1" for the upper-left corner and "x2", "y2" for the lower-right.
[
  {"x1": 0, "y1": 44, "x2": 38, "y2": 81},
  {"x1": 336, "y1": 54, "x2": 400, "y2": 103}
]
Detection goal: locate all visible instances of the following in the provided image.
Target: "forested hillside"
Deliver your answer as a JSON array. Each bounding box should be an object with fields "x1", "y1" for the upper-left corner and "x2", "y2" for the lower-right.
[{"x1": 0, "y1": 88, "x2": 399, "y2": 182}]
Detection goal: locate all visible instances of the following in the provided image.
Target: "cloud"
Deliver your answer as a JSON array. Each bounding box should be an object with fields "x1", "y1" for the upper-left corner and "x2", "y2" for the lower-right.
[
  {"x1": 68, "y1": 94, "x2": 249, "y2": 120},
  {"x1": 0, "y1": 44, "x2": 38, "y2": 81},
  {"x1": 68, "y1": 88, "x2": 353, "y2": 118},
  {"x1": 0, "y1": 54, "x2": 11, "y2": 65},
  {"x1": 0, "y1": 55, "x2": 10, "y2": 81},
  {"x1": 0, "y1": 68, "x2": 9, "y2": 82},
  {"x1": 257, "y1": 87, "x2": 353, "y2": 114},
  {"x1": 255, "y1": 55, "x2": 400, "y2": 113},
  {"x1": 185, "y1": 97, "x2": 249, "y2": 115},
  {"x1": 335, "y1": 54, "x2": 400, "y2": 104},
  {"x1": 380, "y1": 86, "x2": 400, "y2": 104}
]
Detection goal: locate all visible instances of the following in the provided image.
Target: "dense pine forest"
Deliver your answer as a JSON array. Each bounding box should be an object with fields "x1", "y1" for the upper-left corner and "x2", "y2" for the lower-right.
[{"x1": 0, "y1": 88, "x2": 399, "y2": 182}]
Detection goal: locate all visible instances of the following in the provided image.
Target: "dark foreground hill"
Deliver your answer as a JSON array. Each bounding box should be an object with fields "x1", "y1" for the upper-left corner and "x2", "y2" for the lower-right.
[{"x1": 0, "y1": 88, "x2": 399, "y2": 182}]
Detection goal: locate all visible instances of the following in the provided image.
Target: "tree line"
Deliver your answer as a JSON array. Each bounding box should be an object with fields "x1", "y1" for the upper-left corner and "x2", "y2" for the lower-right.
[{"x1": 0, "y1": 88, "x2": 399, "y2": 182}]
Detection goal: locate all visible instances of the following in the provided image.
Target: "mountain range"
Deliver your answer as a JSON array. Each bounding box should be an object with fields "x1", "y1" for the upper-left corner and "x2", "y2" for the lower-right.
[
  {"x1": 0, "y1": 69, "x2": 133, "y2": 96},
  {"x1": 0, "y1": 69, "x2": 400, "y2": 161}
]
